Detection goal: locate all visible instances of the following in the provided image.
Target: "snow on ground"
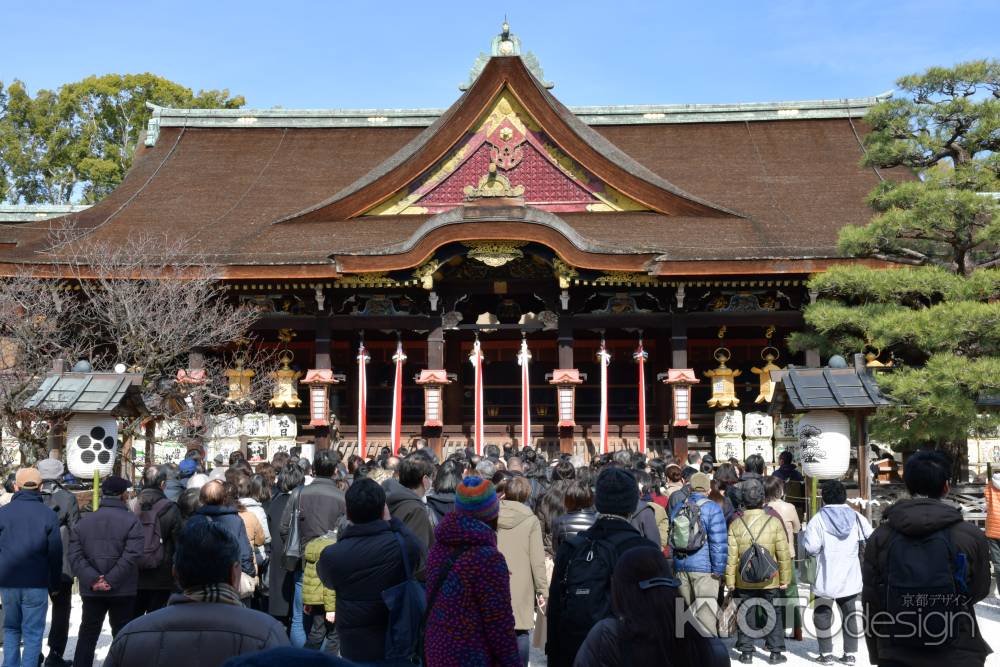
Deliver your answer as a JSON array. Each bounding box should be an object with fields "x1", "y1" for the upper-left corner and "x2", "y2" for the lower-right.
[{"x1": 44, "y1": 594, "x2": 1000, "y2": 666}]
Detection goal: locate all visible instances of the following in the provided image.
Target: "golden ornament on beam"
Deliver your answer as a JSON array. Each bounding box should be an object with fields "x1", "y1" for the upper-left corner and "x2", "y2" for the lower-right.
[
  {"x1": 864, "y1": 345, "x2": 893, "y2": 369},
  {"x1": 705, "y1": 347, "x2": 741, "y2": 408},
  {"x1": 751, "y1": 346, "x2": 783, "y2": 404},
  {"x1": 269, "y1": 349, "x2": 303, "y2": 409}
]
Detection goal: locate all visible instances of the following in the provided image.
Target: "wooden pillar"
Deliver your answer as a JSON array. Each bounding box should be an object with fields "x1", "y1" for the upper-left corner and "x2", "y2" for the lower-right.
[
  {"x1": 314, "y1": 318, "x2": 331, "y2": 450},
  {"x1": 444, "y1": 333, "x2": 463, "y2": 429},
  {"x1": 670, "y1": 318, "x2": 689, "y2": 463}
]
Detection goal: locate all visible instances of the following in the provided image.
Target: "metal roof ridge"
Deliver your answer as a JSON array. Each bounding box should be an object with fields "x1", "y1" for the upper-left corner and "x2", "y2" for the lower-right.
[{"x1": 144, "y1": 91, "x2": 891, "y2": 134}]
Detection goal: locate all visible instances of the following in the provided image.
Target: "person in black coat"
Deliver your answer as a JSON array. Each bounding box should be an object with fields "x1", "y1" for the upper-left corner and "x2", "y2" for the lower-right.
[
  {"x1": 186, "y1": 480, "x2": 256, "y2": 577},
  {"x1": 69, "y1": 475, "x2": 144, "y2": 667},
  {"x1": 550, "y1": 480, "x2": 597, "y2": 553},
  {"x1": 134, "y1": 464, "x2": 183, "y2": 617},
  {"x1": 266, "y1": 463, "x2": 304, "y2": 624},
  {"x1": 37, "y1": 458, "x2": 79, "y2": 667},
  {"x1": 382, "y1": 452, "x2": 435, "y2": 579},
  {"x1": 317, "y1": 479, "x2": 422, "y2": 665},
  {"x1": 0, "y1": 467, "x2": 63, "y2": 667}
]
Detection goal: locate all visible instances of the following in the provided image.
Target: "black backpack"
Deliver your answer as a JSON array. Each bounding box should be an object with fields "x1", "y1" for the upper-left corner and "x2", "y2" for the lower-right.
[
  {"x1": 883, "y1": 526, "x2": 968, "y2": 647},
  {"x1": 737, "y1": 515, "x2": 779, "y2": 584},
  {"x1": 556, "y1": 529, "x2": 639, "y2": 655}
]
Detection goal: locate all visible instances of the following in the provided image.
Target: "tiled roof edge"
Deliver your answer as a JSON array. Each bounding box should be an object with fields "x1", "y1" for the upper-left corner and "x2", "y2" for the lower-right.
[
  {"x1": 0, "y1": 204, "x2": 92, "y2": 223},
  {"x1": 144, "y1": 92, "x2": 892, "y2": 139}
]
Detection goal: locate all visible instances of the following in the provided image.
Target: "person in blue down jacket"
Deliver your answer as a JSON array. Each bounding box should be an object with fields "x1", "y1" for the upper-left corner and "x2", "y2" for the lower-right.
[
  {"x1": 0, "y1": 467, "x2": 63, "y2": 667},
  {"x1": 670, "y1": 472, "x2": 728, "y2": 636}
]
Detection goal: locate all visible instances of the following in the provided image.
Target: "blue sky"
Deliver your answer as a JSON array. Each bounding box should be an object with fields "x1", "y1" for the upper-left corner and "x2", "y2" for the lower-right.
[{"x1": 2, "y1": 0, "x2": 997, "y2": 109}]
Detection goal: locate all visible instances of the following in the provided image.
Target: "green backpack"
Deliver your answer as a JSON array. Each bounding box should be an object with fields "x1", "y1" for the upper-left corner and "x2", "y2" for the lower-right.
[{"x1": 669, "y1": 497, "x2": 710, "y2": 556}]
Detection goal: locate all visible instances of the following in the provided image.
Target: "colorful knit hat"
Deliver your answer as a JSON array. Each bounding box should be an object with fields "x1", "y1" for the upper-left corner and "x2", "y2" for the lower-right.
[{"x1": 455, "y1": 476, "x2": 500, "y2": 523}]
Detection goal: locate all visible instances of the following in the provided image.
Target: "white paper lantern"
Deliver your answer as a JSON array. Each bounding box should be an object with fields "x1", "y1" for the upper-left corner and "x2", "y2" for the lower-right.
[
  {"x1": 715, "y1": 436, "x2": 745, "y2": 462},
  {"x1": 797, "y1": 410, "x2": 851, "y2": 480},
  {"x1": 714, "y1": 410, "x2": 744, "y2": 436},
  {"x1": 745, "y1": 438, "x2": 775, "y2": 464},
  {"x1": 67, "y1": 415, "x2": 119, "y2": 479},
  {"x1": 744, "y1": 412, "x2": 773, "y2": 439}
]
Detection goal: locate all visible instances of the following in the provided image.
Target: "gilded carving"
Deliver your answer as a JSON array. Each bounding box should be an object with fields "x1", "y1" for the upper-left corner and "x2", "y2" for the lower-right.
[
  {"x1": 463, "y1": 167, "x2": 525, "y2": 200},
  {"x1": 333, "y1": 272, "x2": 401, "y2": 289},
  {"x1": 464, "y1": 241, "x2": 527, "y2": 268},
  {"x1": 412, "y1": 260, "x2": 442, "y2": 290},
  {"x1": 592, "y1": 271, "x2": 659, "y2": 287},
  {"x1": 552, "y1": 257, "x2": 579, "y2": 288}
]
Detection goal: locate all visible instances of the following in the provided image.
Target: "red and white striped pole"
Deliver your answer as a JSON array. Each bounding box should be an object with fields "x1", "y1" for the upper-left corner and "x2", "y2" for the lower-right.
[
  {"x1": 634, "y1": 338, "x2": 648, "y2": 454},
  {"x1": 357, "y1": 340, "x2": 369, "y2": 455},
  {"x1": 518, "y1": 337, "x2": 531, "y2": 448},
  {"x1": 597, "y1": 338, "x2": 611, "y2": 454},
  {"x1": 470, "y1": 337, "x2": 485, "y2": 456},
  {"x1": 390, "y1": 340, "x2": 406, "y2": 456}
]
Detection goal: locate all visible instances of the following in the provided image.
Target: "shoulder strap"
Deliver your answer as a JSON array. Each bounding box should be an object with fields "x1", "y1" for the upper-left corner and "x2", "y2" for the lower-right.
[
  {"x1": 425, "y1": 547, "x2": 466, "y2": 617},
  {"x1": 392, "y1": 530, "x2": 412, "y2": 580}
]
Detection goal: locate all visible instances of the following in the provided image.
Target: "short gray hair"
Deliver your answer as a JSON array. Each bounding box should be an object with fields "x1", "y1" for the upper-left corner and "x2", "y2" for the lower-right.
[{"x1": 475, "y1": 459, "x2": 497, "y2": 479}]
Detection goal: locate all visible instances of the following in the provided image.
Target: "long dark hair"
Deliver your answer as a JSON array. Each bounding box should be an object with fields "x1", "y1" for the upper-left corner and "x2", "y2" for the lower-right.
[{"x1": 611, "y1": 546, "x2": 708, "y2": 667}]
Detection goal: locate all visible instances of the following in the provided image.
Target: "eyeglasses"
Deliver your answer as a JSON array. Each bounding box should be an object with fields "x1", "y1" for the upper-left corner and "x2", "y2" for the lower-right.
[{"x1": 638, "y1": 576, "x2": 681, "y2": 591}]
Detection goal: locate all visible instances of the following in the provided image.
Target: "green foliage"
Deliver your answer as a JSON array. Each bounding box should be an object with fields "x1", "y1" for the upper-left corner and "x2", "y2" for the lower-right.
[
  {"x1": 0, "y1": 73, "x2": 243, "y2": 204},
  {"x1": 794, "y1": 61, "x2": 1000, "y2": 452}
]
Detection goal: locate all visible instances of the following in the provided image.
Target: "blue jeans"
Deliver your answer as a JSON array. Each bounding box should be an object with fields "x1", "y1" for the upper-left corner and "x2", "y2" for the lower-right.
[
  {"x1": 1, "y1": 588, "x2": 48, "y2": 667},
  {"x1": 290, "y1": 570, "x2": 306, "y2": 648}
]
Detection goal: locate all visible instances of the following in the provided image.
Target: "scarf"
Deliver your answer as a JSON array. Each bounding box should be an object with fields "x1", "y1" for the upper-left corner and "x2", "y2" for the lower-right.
[{"x1": 180, "y1": 582, "x2": 243, "y2": 607}]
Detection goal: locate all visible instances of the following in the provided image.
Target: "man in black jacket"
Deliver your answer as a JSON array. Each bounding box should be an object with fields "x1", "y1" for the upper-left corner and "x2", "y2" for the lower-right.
[
  {"x1": 69, "y1": 475, "x2": 144, "y2": 667},
  {"x1": 280, "y1": 449, "x2": 347, "y2": 554},
  {"x1": 0, "y1": 467, "x2": 63, "y2": 667},
  {"x1": 134, "y1": 464, "x2": 183, "y2": 616},
  {"x1": 317, "y1": 478, "x2": 422, "y2": 664},
  {"x1": 37, "y1": 458, "x2": 79, "y2": 667},
  {"x1": 546, "y1": 467, "x2": 655, "y2": 667}
]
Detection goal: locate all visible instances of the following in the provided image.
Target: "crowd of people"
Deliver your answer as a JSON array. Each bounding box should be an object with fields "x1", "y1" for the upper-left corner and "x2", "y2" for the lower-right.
[{"x1": 0, "y1": 442, "x2": 994, "y2": 667}]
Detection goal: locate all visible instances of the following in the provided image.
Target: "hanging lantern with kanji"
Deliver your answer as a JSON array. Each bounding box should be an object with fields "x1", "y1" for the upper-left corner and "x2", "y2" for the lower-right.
[{"x1": 705, "y1": 347, "x2": 741, "y2": 408}]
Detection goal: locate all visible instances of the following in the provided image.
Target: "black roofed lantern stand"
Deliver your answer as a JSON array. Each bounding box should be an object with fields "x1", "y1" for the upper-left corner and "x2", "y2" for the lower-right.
[{"x1": 769, "y1": 353, "x2": 891, "y2": 519}]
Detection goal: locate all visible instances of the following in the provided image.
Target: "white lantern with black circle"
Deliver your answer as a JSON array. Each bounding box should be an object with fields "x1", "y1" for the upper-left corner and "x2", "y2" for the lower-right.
[
  {"x1": 67, "y1": 415, "x2": 120, "y2": 479},
  {"x1": 797, "y1": 410, "x2": 851, "y2": 479}
]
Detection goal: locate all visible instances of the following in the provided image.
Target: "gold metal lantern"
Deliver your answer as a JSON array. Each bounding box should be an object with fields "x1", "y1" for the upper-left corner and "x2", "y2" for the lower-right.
[{"x1": 705, "y1": 347, "x2": 741, "y2": 408}]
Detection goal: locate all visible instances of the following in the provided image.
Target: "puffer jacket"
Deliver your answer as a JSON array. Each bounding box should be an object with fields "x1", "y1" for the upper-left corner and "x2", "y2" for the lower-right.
[
  {"x1": 862, "y1": 498, "x2": 992, "y2": 667},
  {"x1": 550, "y1": 509, "x2": 597, "y2": 553},
  {"x1": 670, "y1": 492, "x2": 727, "y2": 576},
  {"x1": 424, "y1": 512, "x2": 520, "y2": 667},
  {"x1": 187, "y1": 505, "x2": 256, "y2": 576},
  {"x1": 69, "y1": 496, "x2": 144, "y2": 597},
  {"x1": 102, "y1": 596, "x2": 288, "y2": 667},
  {"x1": 40, "y1": 480, "x2": 80, "y2": 581},
  {"x1": 497, "y1": 499, "x2": 548, "y2": 631},
  {"x1": 724, "y1": 508, "x2": 791, "y2": 590},
  {"x1": 302, "y1": 533, "x2": 336, "y2": 609},
  {"x1": 317, "y1": 518, "x2": 422, "y2": 663}
]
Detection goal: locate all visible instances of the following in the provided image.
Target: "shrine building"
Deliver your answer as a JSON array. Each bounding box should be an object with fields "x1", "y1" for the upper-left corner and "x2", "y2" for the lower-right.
[{"x1": 0, "y1": 25, "x2": 893, "y2": 463}]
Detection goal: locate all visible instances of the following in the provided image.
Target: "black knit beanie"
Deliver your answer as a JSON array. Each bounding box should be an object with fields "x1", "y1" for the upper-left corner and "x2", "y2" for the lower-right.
[{"x1": 594, "y1": 467, "x2": 638, "y2": 516}]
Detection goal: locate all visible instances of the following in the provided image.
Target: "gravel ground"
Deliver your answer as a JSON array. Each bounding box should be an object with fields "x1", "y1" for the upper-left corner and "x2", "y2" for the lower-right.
[{"x1": 41, "y1": 594, "x2": 1000, "y2": 666}]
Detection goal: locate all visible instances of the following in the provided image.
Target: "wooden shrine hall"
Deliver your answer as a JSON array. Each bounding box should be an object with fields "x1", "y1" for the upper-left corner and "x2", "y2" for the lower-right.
[{"x1": 0, "y1": 24, "x2": 892, "y2": 462}]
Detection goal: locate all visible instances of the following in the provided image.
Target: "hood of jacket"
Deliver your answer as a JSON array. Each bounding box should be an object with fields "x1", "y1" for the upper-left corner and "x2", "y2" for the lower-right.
[
  {"x1": 433, "y1": 510, "x2": 497, "y2": 550},
  {"x1": 819, "y1": 504, "x2": 857, "y2": 539},
  {"x1": 240, "y1": 497, "x2": 263, "y2": 511},
  {"x1": 384, "y1": 478, "x2": 423, "y2": 509},
  {"x1": 883, "y1": 497, "x2": 963, "y2": 537},
  {"x1": 498, "y1": 499, "x2": 533, "y2": 531},
  {"x1": 137, "y1": 486, "x2": 167, "y2": 509},
  {"x1": 426, "y1": 492, "x2": 454, "y2": 514},
  {"x1": 196, "y1": 504, "x2": 239, "y2": 518}
]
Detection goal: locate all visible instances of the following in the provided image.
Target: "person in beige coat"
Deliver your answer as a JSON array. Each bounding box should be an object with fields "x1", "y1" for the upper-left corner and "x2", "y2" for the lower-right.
[{"x1": 497, "y1": 476, "x2": 548, "y2": 667}]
